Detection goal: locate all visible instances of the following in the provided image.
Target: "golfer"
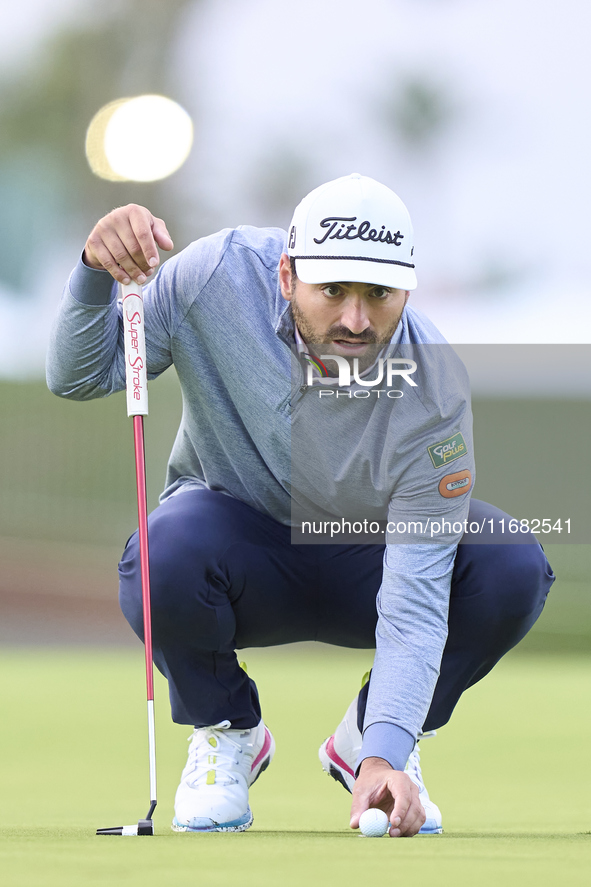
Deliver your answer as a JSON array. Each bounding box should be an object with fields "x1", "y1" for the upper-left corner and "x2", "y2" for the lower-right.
[{"x1": 47, "y1": 173, "x2": 554, "y2": 837}]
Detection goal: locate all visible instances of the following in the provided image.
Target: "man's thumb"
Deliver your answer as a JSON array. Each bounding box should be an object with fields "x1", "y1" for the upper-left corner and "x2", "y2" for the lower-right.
[{"x1": 152, "y1": 217, "x2": 174, "y2": 251}]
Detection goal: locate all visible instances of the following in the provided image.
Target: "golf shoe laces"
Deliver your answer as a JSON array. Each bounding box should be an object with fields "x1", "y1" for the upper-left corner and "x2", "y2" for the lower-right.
[{"x1": 182, "y1": 721, "x2": 254, "y2": 789}]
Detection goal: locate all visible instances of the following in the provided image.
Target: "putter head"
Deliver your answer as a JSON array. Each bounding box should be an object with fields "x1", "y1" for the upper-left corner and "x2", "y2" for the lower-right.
[{"x1": 96, "y1": 819, "x2": 154, "y2": 836}]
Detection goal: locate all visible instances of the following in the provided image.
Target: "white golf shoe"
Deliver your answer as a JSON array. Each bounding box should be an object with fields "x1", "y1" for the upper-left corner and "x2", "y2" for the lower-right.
[
  {"x1": 319, "y1": 697, "x2": 443, "y2": 834},
  {"x1": 172, "y1": 719, "x2": 275, "y2": 833}
]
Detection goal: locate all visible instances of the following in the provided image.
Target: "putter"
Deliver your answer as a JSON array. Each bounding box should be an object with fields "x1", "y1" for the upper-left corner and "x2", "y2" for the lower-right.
[{"x1": 97, "y1": 282, "x2": 157, "y2": 837}]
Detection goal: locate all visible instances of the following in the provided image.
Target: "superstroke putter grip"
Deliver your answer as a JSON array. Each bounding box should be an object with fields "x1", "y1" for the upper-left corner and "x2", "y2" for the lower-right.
[{"x1": 122, "y1": 282, "x2": 149, "y2": 417}]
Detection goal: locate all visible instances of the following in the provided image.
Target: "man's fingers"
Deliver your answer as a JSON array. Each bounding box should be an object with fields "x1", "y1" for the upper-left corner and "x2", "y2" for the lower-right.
[
  {"x1": 349, "y1": 794, "x2": 370, "y2": 829},
  {"x1": 152, "y1": 216, "x2": 174, "y2": 252},
  {"x1": 350, "y1": 777, "x2": 393, "y2": 828},
  {"x1": 406, "y1": 806, "x2": 427, "y2": 837},
  {"x1": 84, "y1": 239, "x2": 132, "y2": 285},
  {"x1": 389, "y1": 807, "x2": 425, "y2": 838},
  {"x1": 87, "y1": 230, "x2": 146, "y2": 284},
  {"x1": 388, "y1": 785, "x2": 425, "y2": 837},
  {"x1": 84, "y1": 205, "x2": 172, "y2": 282},
  {"x1": 112, "y1": 216, "x2": 161, "y2": 278},
  {"x1": 124, "y1": 208, "x2": 174, "y2": 266},
  {"x1": 387, "y1": 792, "x2": 411, "y2": 836},
  {"x1": 121, "y1": 206, "x2": 165, "y2": 271}
]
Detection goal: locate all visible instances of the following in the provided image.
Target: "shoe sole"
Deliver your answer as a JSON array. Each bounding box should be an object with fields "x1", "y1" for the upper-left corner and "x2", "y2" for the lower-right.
[{"x1": 172, "y1": 808, "x2": 254, "y2": 833}]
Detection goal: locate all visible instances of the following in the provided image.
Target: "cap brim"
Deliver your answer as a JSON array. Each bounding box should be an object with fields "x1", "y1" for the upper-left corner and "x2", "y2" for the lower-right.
[{"x1": 294, "y1": 258, "x2": 417, "y2": 291}]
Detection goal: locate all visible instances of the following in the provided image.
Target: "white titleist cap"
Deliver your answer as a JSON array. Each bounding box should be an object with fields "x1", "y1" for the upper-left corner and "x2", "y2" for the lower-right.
[{"x1": 287, "y1": 173, "x2": 417, "y2": 291}]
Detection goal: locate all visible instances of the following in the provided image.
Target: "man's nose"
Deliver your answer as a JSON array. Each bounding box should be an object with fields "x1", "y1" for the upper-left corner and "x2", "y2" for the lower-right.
[{"x1": 339, "y1": 298, "x2": 370, "y2": 335}]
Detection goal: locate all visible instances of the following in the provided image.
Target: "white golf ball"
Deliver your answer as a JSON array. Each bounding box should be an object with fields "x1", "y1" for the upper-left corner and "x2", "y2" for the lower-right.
[{"x1": 359, "y1": 808, "x2": 390, "y2": 837}]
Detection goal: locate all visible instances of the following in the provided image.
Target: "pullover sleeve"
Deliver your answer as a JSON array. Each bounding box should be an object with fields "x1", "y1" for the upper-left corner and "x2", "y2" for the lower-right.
[
  {"x1": 356, "y1": 542, "x2": 456, "y2": 773},
  {"x1": 355, "y1": 353, "x2": 475, "y2": 773},
  {"x1": 46, "y1": 257, "x2": 175, "y2": 400}
]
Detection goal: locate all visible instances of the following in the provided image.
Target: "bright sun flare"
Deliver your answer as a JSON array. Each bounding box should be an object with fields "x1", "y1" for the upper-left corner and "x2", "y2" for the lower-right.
[{"x1": 86, "y1": 95, "x2": 194, "y2": 183}]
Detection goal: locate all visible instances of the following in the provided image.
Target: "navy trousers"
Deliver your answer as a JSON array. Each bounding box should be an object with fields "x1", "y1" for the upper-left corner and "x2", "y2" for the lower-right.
[{"x1": 118, "y1": 489, "x2": 555, "y2": 732}]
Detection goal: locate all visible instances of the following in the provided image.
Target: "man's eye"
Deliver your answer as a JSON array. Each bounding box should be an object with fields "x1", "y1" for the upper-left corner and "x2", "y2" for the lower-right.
[
  {"x1": 323, "y1": 285, "x2": 342, "y2": 297},
  {"x1": 371, "y1": 287, "x2": 390, "y2": 299}
]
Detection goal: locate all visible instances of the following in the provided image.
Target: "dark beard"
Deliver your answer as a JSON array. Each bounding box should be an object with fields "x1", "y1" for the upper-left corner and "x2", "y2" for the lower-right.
[{"x1": 291, "y1": 296, "x2": 403, "y2": 375}]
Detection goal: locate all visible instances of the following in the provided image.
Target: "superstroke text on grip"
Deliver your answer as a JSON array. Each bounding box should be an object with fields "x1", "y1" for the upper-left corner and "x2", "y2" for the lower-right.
[{"x1": 122, "y1": 283, "x2": 148, "y2": 416}]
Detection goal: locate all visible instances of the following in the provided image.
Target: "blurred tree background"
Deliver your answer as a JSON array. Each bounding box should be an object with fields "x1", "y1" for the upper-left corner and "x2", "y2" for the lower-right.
[{"x1": 0, "y1": 0, "x2": 197, "y2": 296}]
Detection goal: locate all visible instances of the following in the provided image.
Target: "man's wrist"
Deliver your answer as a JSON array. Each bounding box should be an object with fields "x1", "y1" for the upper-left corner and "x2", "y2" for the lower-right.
[
  {"x1": 69, "y1": 252, "x2": 118, "y2": 306},
  {"x1": 356, "y1": 722, "x2": 415, "y2": 775},
  {"x1": 359, "y1": 756, "x2": 395, "y2": 772},
  {"x1": 82, "y1": 248, "x2": 103, "y2": 271}
]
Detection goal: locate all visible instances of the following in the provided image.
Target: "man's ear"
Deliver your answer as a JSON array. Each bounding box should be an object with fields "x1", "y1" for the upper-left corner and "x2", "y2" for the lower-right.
[
  {"x1": 279, "y1": 253, "x2": 294, "y2": 302},
  {"x1": 404, "y1": 290, "x2": 410, "y2": 307}
]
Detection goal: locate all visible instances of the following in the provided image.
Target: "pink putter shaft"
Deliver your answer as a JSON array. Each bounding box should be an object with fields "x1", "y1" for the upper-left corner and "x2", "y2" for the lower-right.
[{"x1": 133, "y1": 414, "x2": 154, "y2": 702}]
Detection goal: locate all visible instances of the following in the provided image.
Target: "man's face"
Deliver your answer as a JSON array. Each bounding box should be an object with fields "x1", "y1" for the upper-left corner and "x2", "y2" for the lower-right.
[{"x1": 278, "y1": 253, "x2": 410, "y2": 374}]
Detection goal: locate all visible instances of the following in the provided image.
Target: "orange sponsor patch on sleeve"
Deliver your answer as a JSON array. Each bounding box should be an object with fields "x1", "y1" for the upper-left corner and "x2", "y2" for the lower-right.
[{"x1": 439, "y1": 469, "x2": 472, "y2": 499}]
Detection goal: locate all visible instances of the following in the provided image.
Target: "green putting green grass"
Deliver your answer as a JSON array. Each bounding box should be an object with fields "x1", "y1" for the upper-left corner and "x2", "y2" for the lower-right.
[{"x1": 0, "y1": 646, "x2": 589, "y2": 886}]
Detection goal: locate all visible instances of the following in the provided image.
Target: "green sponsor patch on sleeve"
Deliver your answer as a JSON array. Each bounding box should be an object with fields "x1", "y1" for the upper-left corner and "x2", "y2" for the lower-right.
[{"x1": 427, "y1": 432, "x2": 468, "y2": 468}]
